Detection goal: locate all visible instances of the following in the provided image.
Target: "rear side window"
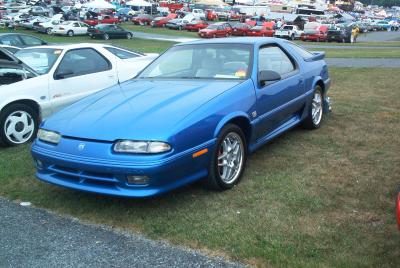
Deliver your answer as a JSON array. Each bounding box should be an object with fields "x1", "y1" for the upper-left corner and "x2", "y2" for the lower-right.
[
  {"x1": 259, "y1": 46, "x2": 295, "y2": 76},
  {"x1": 19, "y1": 35, "x2": 45, "y2": 46},
  {"x1": 285, "y1": 42, "x2": 314, "y2": 60},
  {"x1": 0, "y1": 35, "x2": 23, "y2": 46},
  {"x1": 56, "y1": 48, "x2": 111, "y2": 79},
  {"x1": 104, "y1": 47, "x2": 141, "y2": 59}
]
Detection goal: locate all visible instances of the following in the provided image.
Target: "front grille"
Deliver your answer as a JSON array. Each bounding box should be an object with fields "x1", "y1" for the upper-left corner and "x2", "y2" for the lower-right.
[{"x1": 47, "y1": 164, "x2": 119, "y2": 189}]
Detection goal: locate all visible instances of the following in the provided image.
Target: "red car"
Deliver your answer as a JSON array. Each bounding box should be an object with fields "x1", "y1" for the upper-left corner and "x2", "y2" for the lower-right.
[
  {"x1": 151, "y1": 13, "x2": 178, "y2": 27},
  {"x1": 300, "y1": 26, "x2": 328, "y2": 42},
  {"x1": 247, "y1": 26, "x2": 275, "y2": 37},
  {"x1": 84, "y1": 15, "x2": 120, "y2": 26},
  {"x1": 132, "y1": 14, "x2": 153, "y2": 26},
  {"x1": 397, "y1": 191, "x2": 400, "y2": 230},
  {"x1": 185, "y1": 20, "x2": 208, "y2": 31},
  {"x1": 232, "y1": 23, "x2": 252, "y2": 36},
  {"x1": 205, "y1": 9, "x2": 218, "y2": 21},
  {"x1": 198, "y1": 23, "x2": 232, "y2": 38}
]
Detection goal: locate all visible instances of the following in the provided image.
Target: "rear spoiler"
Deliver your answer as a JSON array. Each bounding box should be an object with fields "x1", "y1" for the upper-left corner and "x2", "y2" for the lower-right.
[{"x1": 304, "y1": 51, "x2": 325, "y2": 62}]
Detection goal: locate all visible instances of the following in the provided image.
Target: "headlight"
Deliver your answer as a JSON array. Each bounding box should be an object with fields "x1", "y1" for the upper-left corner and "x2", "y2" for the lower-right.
[
  {"x1": 37, "y1": 129, "x2": 61, "y2": 144},
  {"x1": 114, "y1": 140, "x2": 171, "y2": 154}
]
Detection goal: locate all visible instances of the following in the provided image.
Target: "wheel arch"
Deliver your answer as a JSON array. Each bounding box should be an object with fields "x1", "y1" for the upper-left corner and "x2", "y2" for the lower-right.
[
  {"x1": 312, "y1": 76, "x2": 325, "y2": 94},
  {"x1": 0, "y1": 99, "x2": 41, "y2": 120},
  {"x1": 214, "y1": 113, "x2": 252, "y2": 146}
]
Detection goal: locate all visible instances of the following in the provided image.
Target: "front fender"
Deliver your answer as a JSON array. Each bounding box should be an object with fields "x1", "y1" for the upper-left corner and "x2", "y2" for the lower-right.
[{"x1": 213, "y1": 112, "x2": 252, "y2": 138}]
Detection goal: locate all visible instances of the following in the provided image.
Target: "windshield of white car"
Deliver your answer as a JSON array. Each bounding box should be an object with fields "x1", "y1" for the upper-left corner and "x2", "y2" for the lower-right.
[
  {"x1": 138, "y1": 44, "x2": 252, "y2": 80},
  {"x1": 15, "y1": 48, "x2": 62, "y2": 75}
]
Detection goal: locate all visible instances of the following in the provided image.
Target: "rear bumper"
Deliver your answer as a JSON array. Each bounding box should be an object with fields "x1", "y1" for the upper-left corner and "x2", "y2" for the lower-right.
[{"x1": 31, "y1": 138, "x2": 215, "y2": 198}]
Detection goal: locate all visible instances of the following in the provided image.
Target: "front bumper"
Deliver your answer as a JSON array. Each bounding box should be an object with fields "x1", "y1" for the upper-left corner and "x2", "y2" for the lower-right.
[{"x1": 31, "y1": 138, "x2": 215, "y2": 198}]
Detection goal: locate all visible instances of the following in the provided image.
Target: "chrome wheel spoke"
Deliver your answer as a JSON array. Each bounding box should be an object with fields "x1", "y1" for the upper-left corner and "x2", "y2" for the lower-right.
[{"x1": 217, "y1": 132, "x2": 244, "y2": 184}]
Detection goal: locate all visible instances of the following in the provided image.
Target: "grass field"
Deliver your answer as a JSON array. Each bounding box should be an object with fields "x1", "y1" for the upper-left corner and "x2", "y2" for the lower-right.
[
  {"x1": 1, "y1": 68, "x2": 399, "y2": 267},
  {"x1": 2, "y1": 28, "x2": 400, "y2": 58}
]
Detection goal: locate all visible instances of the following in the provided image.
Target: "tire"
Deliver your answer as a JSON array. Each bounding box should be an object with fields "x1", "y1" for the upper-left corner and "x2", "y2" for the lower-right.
[
  {"x1": 67, "y1": 30, "x2": 74, "y2": 37},
  {"x1": 213, "y1": 34, "x2": 216, "y2": 38},
  {"x1": 205, "y1": 124, "x2": 247, "y2": 190},
  {"x1": 316, "y1": 37, "x2": 320, "y2": 42},
  {"x1": 291, "y1": 34, "x2": 295, "y2": 40},
  {"x1": 225, "y1": 32, "x2": 229, "y2": 37},
  {"x1": 46, "y1": 27, "x2": 52, "y2": 35},
  {"x1": 126, "y1": 32, "x2": 132, "y2": 39},
  {"x1": 302, "y1": 86, "x2": 324, "y2": 130},
  {"x1": 103, "y1": 33, "x2": 109, "y2": 40},
  {"x1": 178, "y1": 26, "x2": 182, "y2": 30},
  {"x1": 0, "y1": 103, "x2": 39, "y2": 147}
]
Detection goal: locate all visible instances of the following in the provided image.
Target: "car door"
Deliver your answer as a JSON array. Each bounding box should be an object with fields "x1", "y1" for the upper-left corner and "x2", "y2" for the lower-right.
[
  {"x1": 78, "y1": 22, "x2": 88, "y2": 35},
  {"x1": 48, "y1": 48, "x2": 118, "y2": 113},
  {"x1": 114, "y1": 25, "x2": 125, "y2": 37},
  {"x1": 255, "y1": 45, "x2": 305, "y2": 139}
]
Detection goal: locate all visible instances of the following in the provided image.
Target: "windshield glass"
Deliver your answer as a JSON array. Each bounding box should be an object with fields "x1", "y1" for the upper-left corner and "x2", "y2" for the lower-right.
[
  {"x1": 138, "y1": 44, "x2": 252, "y2": 80},
  {"x1": 207, "y1": 25, "x2": 219, "y2": 29},
  {"x1": 15, "y1": 48, "x2": 62, "y2": 74}
]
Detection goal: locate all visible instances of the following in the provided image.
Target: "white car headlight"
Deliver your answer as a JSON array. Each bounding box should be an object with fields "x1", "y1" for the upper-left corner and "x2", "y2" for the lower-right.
[
  {"x1": 114, "y1": 140, "x2": 171, "y2": 154},
  {"x1": 37, "y1": 129, "x2": 61, "y2": 144}
]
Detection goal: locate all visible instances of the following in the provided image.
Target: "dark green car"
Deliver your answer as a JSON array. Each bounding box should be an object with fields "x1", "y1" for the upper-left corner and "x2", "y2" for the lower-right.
[{"x1": 88, "y1": 24, "x2": 133, "y2": 40}]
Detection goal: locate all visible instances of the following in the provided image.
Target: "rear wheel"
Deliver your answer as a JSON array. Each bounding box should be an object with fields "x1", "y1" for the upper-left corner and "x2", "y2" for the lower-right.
[
  {"x1": 0, "y1": 103, "x2": 39, "y2": 147},
  {"x1": 46, "y1": 27, "x2": 52, "y2": 34},
  {"x1": 291, "y1": 34, "x2": 295, "y2": 40},
  {"x1": 103, "y1": 33, "x2": 109, "y2": 40},
  {"x1": 302, "y1": 86, "x2": 324, "y2": 129},
  {"x1": 213, "y1": 34, "x2": 216, "y2": 38},
  {"x1": 205, "y1": 124, "x2": 247, "y2": 190},
  {"x1": 126, "y1": 32, "x2": 132, "y2": 39},
  {"x1": 67, "y1": 30, "x2": 74, "y2": 37},
  {"x1": 225, "y1": 32, "x2": 229, "y2": 37}
]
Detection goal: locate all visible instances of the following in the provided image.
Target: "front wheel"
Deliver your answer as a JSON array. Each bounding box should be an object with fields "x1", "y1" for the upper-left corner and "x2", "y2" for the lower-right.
[
  {"x1": 126, "y1": 32, "x2": 132, "y2": 39},
  {"x1": 67, "y1": 30, "x2": 74, "y2": 37},
  {"x1": 291, "y1": 34, "x2": 295, "y2": 40},
  {"x1": 205, "y1": 124, "x2": 247, "y2": 190},
  {"x1": 46, "y1": 27, "x2": 52, "y2": 34},
  {"x1": 103, "y1": 33, "x2": 109, "y2": 40},
  {"x1": 302, "y1": 86, "x2": 324, "y2": 129},
  {"x1": 0, "y1": 103, "x2": 39, "y2": 147}
]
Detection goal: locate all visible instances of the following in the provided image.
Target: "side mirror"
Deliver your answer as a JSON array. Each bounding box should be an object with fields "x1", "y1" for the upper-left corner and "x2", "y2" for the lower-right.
[
  {"x1": 55, "y1": 69, "x2": 74, "y2": 79},
  {"x1": 258, "y1": 70, "x2": 281, "y2": 87}
]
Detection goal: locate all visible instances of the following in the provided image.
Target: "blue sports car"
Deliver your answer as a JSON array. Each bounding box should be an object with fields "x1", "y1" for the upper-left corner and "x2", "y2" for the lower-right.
[{"x1": 31, "y1": 38, "x2": 331, "y2": 197}]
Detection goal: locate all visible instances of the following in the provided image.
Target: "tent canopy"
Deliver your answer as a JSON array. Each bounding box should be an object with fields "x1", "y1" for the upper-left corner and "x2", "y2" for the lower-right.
[
  {"x1": 82, "y1": 0, "x2": 116, "y2": 9},
  {"x1": 126, "y1": 0, "x2": 152, "y2": 7}
]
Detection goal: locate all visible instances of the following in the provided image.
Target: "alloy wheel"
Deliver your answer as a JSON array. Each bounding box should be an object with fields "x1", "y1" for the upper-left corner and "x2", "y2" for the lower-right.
[
  {"x1": 311, "y1": 91, "x2": 323, "y2": 126},
  {"x1": 217, "y1": 132, "x2": 244, "y2": 184}
]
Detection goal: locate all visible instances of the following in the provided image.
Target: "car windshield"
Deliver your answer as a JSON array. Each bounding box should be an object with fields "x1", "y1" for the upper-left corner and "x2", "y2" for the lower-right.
[
  {"x1": 15, "y1": 48, "x2": 62, "y2": 74},
  {"x1": 138, "y1": 44, "x2": 252, "y2": 80},
  {"x1": 207, "y1": 25, "x2": 219, "y2": 29}
]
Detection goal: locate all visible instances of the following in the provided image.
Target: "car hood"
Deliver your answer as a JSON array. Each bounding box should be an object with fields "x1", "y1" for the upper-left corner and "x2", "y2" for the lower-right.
[{"x1": 45, "y1": 79, "x2": 242, "y2": 141}]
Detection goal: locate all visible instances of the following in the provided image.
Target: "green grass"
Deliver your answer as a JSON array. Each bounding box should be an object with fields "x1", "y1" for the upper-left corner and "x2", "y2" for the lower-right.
[
  {"x1": 1, "y1": 68, "x2": 399, "y2": 267},
  {"x1": 309, "y1": 48, "x2": 400, "y2": 58}
]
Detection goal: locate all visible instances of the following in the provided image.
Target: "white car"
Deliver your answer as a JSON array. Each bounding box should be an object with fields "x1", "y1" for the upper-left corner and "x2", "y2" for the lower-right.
[
  {"x1": 274, "y1": 25, "x2": 304, "y2": 40},
  {"x1": 36, "y1": 14, "x2": 64, "y2": 34},
  {"x1": 51, "y1": 21, "x2": 90, "y2": 36},
  {"x1": 0, "y1": 43, "x2": 158, "y2": 146}
]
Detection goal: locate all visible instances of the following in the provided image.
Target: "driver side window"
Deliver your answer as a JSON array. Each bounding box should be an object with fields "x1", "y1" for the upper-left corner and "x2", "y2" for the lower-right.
[
  {"x1": 258, "y1": 46, "x2": 295, "y2": 76},
  {"x1": 55, "y1": 48, "x2": 111, "y2": 79}
]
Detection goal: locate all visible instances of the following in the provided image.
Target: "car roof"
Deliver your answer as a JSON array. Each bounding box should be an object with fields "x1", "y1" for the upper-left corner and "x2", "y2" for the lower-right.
[
  {"x1": 18, "y1": 43, "x2": 125, "y2": 50},
  {"x1": 177, "y1": 37, "x2": 285, "y2": 47}
]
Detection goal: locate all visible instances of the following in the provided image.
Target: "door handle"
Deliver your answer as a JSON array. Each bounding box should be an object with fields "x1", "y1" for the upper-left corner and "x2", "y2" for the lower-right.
[{"x1": 298, "y1": 79, "x2": 304, "y2": 84}]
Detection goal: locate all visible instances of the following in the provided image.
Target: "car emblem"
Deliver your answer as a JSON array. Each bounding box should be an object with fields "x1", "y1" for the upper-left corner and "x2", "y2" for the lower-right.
[{"x1": 78, "y1": 143, "x2": 85, "y2": 151}]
